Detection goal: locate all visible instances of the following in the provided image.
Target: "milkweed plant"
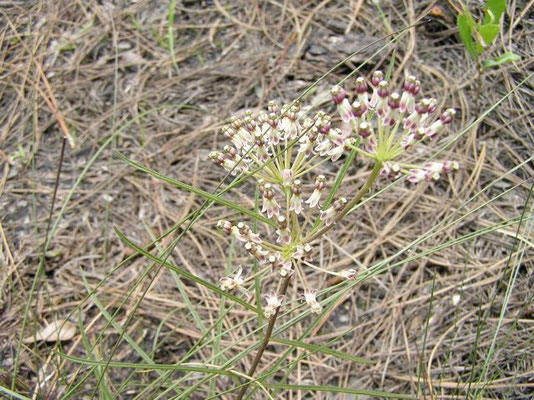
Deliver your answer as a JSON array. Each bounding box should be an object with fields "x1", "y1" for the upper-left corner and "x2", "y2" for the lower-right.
[{"x1": 209, "y1": 69, "x2": 460, "y2": 397}]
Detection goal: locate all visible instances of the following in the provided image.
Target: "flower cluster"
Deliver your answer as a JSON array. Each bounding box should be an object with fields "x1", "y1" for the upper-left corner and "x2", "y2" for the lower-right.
[
  {"x1": 330, "y1": 71, "x2": 459, "y2": 182},
  {"x1": 211, "y1": 70, "x2": 459, "y2": 316}
]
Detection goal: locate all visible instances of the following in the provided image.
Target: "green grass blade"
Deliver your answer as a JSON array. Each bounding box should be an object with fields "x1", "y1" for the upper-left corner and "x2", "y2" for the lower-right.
[
  {"x1": 265, "y1": 383, "x2": 415, "y2": 399},
  {"x1": 0, "y1": 386, "x2": 31, "y2": 400},
  {"x1": 115, "y1": 227, "x2": 260, "y2": 314},
  {"x1": 270, "y1": 337, "x2": 373, "y2": 365},
  {"x1": 77, "y1": 310, "x2": 113, "y2": 400},
  {"x1": 58, "y1": 353, "x2": 233, "y2": 375},
  {"x1": 115, "y1": 151, "x2": 275, "y2": 227}
]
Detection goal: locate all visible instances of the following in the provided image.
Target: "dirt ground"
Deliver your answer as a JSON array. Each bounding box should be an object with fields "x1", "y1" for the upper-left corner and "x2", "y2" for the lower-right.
[{"x1": 1, "y1": 1, "x2": 533, "y2": 399}]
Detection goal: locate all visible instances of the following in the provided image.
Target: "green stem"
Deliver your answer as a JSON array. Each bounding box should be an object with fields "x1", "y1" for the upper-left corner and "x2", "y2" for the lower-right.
[{"x1": 302, "y1": 161, "x2": 382, "y2": 244}]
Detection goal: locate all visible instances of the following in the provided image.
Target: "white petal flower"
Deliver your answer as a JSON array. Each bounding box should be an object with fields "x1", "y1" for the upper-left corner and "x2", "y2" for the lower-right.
[
  {"x1": 264, "y1": 292, "x2": 284, "y2": 318},
  {"x1": 302, "y1": 289, "x2": 322, "y2": 314},
  {"x1": 281, "y1": 169, "x2": 294, "y2": 186},
  {"x1": 220, "y1": 266, "x2": 245, "y2": 291}
]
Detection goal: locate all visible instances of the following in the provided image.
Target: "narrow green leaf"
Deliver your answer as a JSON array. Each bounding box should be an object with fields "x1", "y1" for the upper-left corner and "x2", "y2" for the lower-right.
[
  {"x1": 311, "y1": 148, "x2": 357, "y2": 230},
  {"x1": 457, "y1": 14, "x2": 477, "y2": 58},
  {"x1": 265, "y1": 384, "x2": 415, "y2": 399},
  {"x1": 114, "y1": 228, "x2": 260, "y2": 314},
  {"x1": 115, "y1": 151, "x2": 275, "y2": 227},
  {"x1": 484, "y1": 0, "x2": 506, "y2": 24},
  {"x1": 77, "y1": 311, "x2": 113, "y2": 400},
  {"x1": 58, "y1": 352, "x2": 233, "y2": 375},
  {"x1": 483, "y1": 52, "x2": 521, "y2": 68},
  {"x1": 271, "y1": 337, "x2": 374, "y2": 364},
  {"x1": 478, "y1": 23, "x2": 500, "y2": 46},
  {"x1": 0, "y1": 386, "x2": 31, "y2": 400}
]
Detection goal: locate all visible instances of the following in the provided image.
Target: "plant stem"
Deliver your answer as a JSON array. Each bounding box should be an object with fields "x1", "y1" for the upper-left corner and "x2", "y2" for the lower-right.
[
  {"x1": 236, "y1": 275, "x2": 291, "y2": 400},
  {"x1": 302, "y1": 161, "x2": 382, "y2": 244}
]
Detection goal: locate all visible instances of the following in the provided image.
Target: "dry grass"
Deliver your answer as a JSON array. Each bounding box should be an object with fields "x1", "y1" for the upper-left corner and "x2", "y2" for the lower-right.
[{"x1": 1, "y1": 0, "x2": 533, "y2": 399}]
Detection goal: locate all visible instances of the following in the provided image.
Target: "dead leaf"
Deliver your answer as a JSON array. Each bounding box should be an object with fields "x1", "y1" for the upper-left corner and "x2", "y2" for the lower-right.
[{"x1": 23, "y1": 320, "x2": 77, "y2": 344}]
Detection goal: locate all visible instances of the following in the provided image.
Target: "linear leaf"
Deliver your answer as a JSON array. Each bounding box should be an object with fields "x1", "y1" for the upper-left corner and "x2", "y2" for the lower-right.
[
  {"x1": 271, "y1": 337, "x2": 373, "y2": 364},
  {"x1": 114, "y1": 228, "x2": 260, "y2": 314},
  {"x1": 115, "y1": 151, "x2": 275, "y2": 227},
  {"x1": 265, "y1": 383, "x2": 415, "y2": 399},
  {"x1": 58, "y1": 352, "x2": 233, "y2": 375}
]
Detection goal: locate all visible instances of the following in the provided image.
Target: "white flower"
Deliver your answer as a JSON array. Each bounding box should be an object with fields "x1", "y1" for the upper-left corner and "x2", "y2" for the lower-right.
[
  {"x1": 305, "y1": 175, "x2": 325, "y2": 208},
  {"x1": 275, "y1": 216, "x2": 291, "y2": 244},
  {"x1": 289, "y1": 193, "x2": 303, "y2": 214},
  {"x1": 340, "y1": 269, "x2": 357, "y2": 280},
  {"x1": 281, "y1": 169, "x2": 294, "y2": 186},
  {"x1": 337, "y1": 98, "x2": 353, "y2": 123},
  {"x1": 320, "y1": 198, "x2": 347, "y2": 226},
  {"x1": 302, "y1": 289, "x2": 322, "y2": 314},
  {"x1": 292, "y1": 244, "x2": 312, "y2": 262},
  {"x1": 408, "y1": 169, "x2": 439, "y2": 183},
  {"x1": 231, "y1": 222, "x2": 261, "y2": 243},
  {"x1": 244, "y1": 242, "x2": 269, "y2": 264},
  {"x1": 279, "y1": 261, "x2": 293, "y2": 277},
  {"x1": 289, "y1": 180, "x2": 303, "y2": 214},
  {"x1": 220, "y1": 266, "x2": 245, "y2": 291},
  {"x1": 261, "y1": 183, "x2": 281, "y2": 219},
  {"x1": 306, "y1": 189, "x2": 321, "y2": 208},
  {"x1": 400, "y1": 133, "x2": 416, "y2": 150},
  {"x1": 264, "y1": 292, "x2": 284, "y2": 318}
]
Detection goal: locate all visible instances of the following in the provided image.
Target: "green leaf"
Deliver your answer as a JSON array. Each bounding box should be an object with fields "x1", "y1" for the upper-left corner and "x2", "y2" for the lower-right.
[
  {"x1": 114, "y1": 228, "x2": 261, "y2": 314},
  {"x1": 483, "y1": 52, "x2": 521, "y2": 68},
  {"x1": 58, "y1": 352, "x2": 234, "y2": 375},
  {"x1": 478, "y1": 23, "x2": 500, "y2": 46},
  {"x1": 484, "y1": 0, "x2": 506, "y2": 24},
  {"x1": 271, "y1": 337, "x2": 374, "y2": 364},
  {"x1": 265, "y1": 384, "x2": 415, "y2": 399},
  {"x1": 457, "y1": 14, "x2": 477, "y2": 58},
  {"x1": 0, "y1": 386, "x2": 31, "y2": 400},
  {"x1": 115, "y1": 151, "x2": 275, "y2": 227}
]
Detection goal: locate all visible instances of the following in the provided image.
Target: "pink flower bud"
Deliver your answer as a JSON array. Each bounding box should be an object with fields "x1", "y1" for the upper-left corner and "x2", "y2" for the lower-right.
[
  {"x1": 358, "y1": 122, "x2": 371, "y2": 138},
  {"x1": 355, "y1": 76, "x2": 368, "y2": 93},
  {"x1": 371, "y1": 70, "x2": 384, "y2": 87},
  {"x1": 330, "y1": 85, "x2": 347, "y2": 104},
  {"x1": 341, "y1": 269, "x2": 358, "y2": 280},
  {"x1": 216, "y1": 220, "x2": 233, "y2": 235}
]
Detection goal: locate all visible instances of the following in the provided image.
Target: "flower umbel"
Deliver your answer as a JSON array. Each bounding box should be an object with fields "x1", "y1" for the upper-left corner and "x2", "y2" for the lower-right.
[
  {"x1": 212, "y1": 70, "x2": 459, "y2": 309},
  {"x1": 210, "y1": 70, "x2": 461, "y2": 400}
]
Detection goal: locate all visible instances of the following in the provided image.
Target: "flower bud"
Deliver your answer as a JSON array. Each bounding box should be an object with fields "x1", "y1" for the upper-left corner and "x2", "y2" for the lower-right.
[
  {"x1": 330, "y1": 85, "x2": 347, "y2": 105},
  {"x1": 289, "y1": 180, "x2": 303, "y2": 214},
  {"x1": 358, "y1": 122, "x2": 371, "y2": 138},
  {"x1": 340, "y1": 269, "x2": 358, "y2": 280},
  {"x1": 281, "y1": 169, "x2": 294, "y2": 186},
  {"x1": 371, "y1": 70, "x2": 384, "y2": 87},
  {"x1": 216, "y1": 220, "x2": 233, "y2": 235}
]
